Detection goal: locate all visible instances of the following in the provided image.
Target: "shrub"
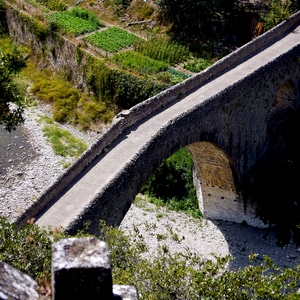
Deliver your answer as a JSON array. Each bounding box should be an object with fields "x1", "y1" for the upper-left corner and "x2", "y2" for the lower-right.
[
  {"x1": 261, "y1": 0, "x2": 293, "y2": 30},
  {"x1": 184, "y1": 57, "x2": 212, "y2": 73},
  {"x1": 84, "y1": 55, "x2": 166, "y2": 110},
  {"x1": 0, "y1": 217, "x2": 54, "y2": 279},
  {"x1": 36, "y1": 0, "x2": 66, "y2": 11},
  {"x1": 1, "y1": 217, "x2": 300, "y2": 299},
  {"x1": 28, "y1": 66, "x2": 114, "y2": 129},
  {"x1": 76, "y1": 95, "x2": 115, "y2": 128}
]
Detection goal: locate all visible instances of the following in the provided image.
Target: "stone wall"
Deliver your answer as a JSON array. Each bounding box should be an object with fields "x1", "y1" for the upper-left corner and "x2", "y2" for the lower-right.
[{"x1": 5, "y1": 3, "x2": 300, "y2": 230}]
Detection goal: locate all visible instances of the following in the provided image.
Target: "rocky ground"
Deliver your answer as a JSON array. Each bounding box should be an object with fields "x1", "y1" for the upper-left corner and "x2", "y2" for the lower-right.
[{"x1": 1, "y1": 104, "x2": 300, "y2": 271}]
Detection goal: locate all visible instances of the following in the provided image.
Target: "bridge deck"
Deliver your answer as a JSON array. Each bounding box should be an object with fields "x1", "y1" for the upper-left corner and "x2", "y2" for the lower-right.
[{"x1": 35, "y1": 25, "x2": 300, "y2": 230}]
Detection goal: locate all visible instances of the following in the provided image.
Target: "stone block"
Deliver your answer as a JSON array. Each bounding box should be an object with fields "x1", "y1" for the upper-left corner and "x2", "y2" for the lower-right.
[
  {"x1": 0, "y1": 262, "x2": 39, "y2": 300},
  {"x1": 51, "y1": 238, "x2": 112, "y2": 300},
  {"x1": 113, "y1": 285, "x2": 138, "y2": 300}
]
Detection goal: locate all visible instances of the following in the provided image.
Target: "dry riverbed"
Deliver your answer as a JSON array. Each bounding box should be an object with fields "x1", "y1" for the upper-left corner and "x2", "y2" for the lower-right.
[{"x1": 0, "y1": 104, "x2": 300, "y2": 271}]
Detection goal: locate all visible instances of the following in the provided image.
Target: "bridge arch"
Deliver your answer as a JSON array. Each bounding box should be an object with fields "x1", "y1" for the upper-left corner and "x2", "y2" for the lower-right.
[
  {"x1": 187, "y1": 142, "x2": 245, "y2": 224},
  {"x1": 32, "y1": 16, "x2": 300, "y2": 234}
]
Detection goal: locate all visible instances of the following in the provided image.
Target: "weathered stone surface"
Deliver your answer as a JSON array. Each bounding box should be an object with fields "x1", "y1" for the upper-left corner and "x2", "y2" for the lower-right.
[
  {"x1": 51, "y1": 238, "x2": 113, "y2": 300},
  {"x1": 113, "y1": 285, "x2": 138, "y2": 300},
  {"x1": 0, "y1": 262, "x2": 39, "y2": 300}
]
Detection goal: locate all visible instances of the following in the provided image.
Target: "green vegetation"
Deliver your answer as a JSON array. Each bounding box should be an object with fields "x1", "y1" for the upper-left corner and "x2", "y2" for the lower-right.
[
  {"x1": 0, "y1": 38, "x2": 26, "y2": 131},
  {"x1": 35, "y1": 0, "x2": 66, "y2": 11},
  {"x1": 27, "y1": 66, "x2": 114, "y2": 129},
  {"x1": 0, "y1": 0, "x2": 8, "y2": 34},
  {"x1": 83, "y1": 26, "x2": 139, "y2": 52},
  {"x1": 2, "y1": 1, "x2": 300, "y2": 298},
  {"x1": 167, "y1": 68, "x2": 190, "y2": 84},
  {"x1": 261, "y1": 0, "x2": 294, "y2": 30},
  {"x1": 134, "y1": 37, "x2": 190, "y2": 65},
  {"x1": 103, "y1": 0, "x2": 132, "y2": 17},
  {"x1": 112, "y1": 50, "x2": 169, "y2": 75},
  {"x1": 83, "y1": 54, "x2": 166, "y2": 109},
  {"x1": 142, "y1": 148, "x2": 201, "y2": 219},
  {"x1": 184, "y1": 57, "x2": 213, "y2": 73},
  {"x1": 48, "y1": 8, "x2": 103, "y2": 36},
  {"x1": 30, "y1": 69, "x2": 79, "y2": 122},
  {"x1": 0, "y1": 217, "x2": 55, "y2": 279},
  {"x1": 1, "y1": 216, "x2": 300, "y2": 299},
  {"x1": 127, "y1": 0, "x2": 154, "y2": 20},
  {"x1": 40, "y1": 116, "x2": 87, "y2": 158}
]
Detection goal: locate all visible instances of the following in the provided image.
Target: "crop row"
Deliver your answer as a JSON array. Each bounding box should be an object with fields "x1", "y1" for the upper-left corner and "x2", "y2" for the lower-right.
[
  {"x1": 134, "y1": 37, "x2": 190, "y2": 65},
  {"x1": 48, "y1": 8, "x2": 103, "y2": 36},
  {"x1": 83, "y1": 27, "x2": 140, "y2": 53},
  {"x1": 112, "y1": 50, "x2": 169, "y2": 75}
]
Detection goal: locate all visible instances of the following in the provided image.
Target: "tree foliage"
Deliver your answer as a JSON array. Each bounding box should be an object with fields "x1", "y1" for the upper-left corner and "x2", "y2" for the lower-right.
[
  {"x1": 0, "y1": 49, "x2": 26, "y2": 131},
  {"x1": 261, "y1": 0, "x2": 294, "y2": 30},
  {"x1": 0, "y1": 0, "x2": 8, "y2": 34},
  {"x1": 157, "y1": 0, "x2": 234, "y2": 33}
]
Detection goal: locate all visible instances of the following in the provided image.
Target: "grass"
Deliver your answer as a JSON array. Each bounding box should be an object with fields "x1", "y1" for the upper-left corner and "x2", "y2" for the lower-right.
[{"x1": 40, "y1": 117, "x2": 87, "y2": 158}]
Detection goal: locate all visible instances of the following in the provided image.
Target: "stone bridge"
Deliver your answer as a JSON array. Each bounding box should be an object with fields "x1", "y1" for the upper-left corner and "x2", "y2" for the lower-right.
[{"x1": 10, "y1": 10, "x2": 300, "y2": 234}]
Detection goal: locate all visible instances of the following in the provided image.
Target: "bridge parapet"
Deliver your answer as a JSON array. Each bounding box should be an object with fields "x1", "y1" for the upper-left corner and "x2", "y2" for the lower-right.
[{"x1": 9, "y1": 7, "x2": 300, "y2": 229}]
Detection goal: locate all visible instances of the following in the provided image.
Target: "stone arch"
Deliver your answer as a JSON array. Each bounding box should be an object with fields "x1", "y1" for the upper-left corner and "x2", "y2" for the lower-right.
[{"x1": 188, "y1": 142, "x2": 265, "y2": 227}]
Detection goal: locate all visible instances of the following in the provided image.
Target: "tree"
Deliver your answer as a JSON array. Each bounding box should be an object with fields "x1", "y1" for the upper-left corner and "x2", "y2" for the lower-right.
[
  {"x1": 0, "y1": 49, "x2": 26, "y2": 131},
  {"x1": 261, "y1": 0, "x2": 294, "y2": 30},
  {"x1": 157, "y1": 0, "x2": 234, "y2": 34}
]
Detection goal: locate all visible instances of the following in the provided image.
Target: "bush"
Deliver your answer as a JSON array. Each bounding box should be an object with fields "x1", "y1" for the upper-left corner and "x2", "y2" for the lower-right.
[
  {"x1": 0, "y1": 0, "x2": 8, "y2": 35},
  {"x1": 184, "y1": 57, "x2": 212, "y2": 73},
  {"x1": 29, "y1": 68, "x2": 114, "y2": 128},
  {"x1": 0, "y1": 217, "x2": 54, "y2": 279},
  {"x1": 76, "y1": 95, "x2": 115, "y2": 128},
  {"x1": 84, "y1": 55, "x2": 166, "y2": 110},
  {"x1": 1, "y1": 217, "x2": 300, "y2": 299},
  {"x1": 261, "y1": 0, "x2": 293, "y2": 30}
]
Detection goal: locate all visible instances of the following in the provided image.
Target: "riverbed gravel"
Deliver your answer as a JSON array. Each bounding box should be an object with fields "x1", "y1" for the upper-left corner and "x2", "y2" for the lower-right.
[{"x1": 0, "y1": 104, "x2": 300, "y2": 271}]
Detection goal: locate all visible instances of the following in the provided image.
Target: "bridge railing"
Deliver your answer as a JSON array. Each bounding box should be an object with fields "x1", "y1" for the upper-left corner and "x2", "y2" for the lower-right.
[{"x1": 13, "y1": 8, "x2": 300, "y2": 230}]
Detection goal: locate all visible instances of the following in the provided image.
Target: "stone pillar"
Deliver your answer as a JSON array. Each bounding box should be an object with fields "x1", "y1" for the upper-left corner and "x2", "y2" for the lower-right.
[{"x1": 51, "y1": 237, "x2": 113, "y2": 300}]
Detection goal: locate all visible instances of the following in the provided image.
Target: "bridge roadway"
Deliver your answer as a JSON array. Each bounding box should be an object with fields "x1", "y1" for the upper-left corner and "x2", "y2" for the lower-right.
[{"x1": 35, "y1": 24, "x2": 300, "y2": 231}]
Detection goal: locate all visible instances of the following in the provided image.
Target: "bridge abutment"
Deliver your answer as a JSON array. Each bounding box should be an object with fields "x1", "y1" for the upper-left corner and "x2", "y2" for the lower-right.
[{"x1": 188, "y1": 142, "x2": 266, "y2": 227}]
